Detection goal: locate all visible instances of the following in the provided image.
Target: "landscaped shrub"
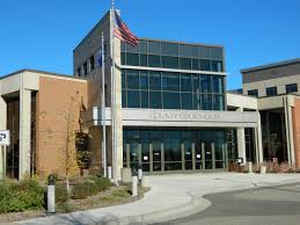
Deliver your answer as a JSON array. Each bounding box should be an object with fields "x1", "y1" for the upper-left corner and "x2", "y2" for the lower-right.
[
  {"x1": 71, "y1": 176, "x2": 113, "y2": 199},
  {"x1": 71, "y1": 182, "x2": 90, "y2": 199},
  {"x1": 0, "y1": 179, "x2": 44, "y2": 214},
  {"x1": 55, "y1": 184, "x2": 69, "y2": 203},
  {"x1": 89, "y1": 176, "x2": 112, "y2": 192}
]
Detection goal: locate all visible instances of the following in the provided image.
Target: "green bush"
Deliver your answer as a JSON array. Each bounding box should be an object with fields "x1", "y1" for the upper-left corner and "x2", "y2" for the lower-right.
[
  {"x1": 89, "y1": 176, "x2": 112, "y2": 192},
  {"x1": 71, "y1": 176, "x2": 112, "y2": 199},
  {"x1": 55, "y1": 184, "x2": 69, "y2": 203},
  {"x1": 0, "y1": 179, "x2": 44, "y2": 214},
  {"x1": 72, "y1": 183, "x2": 90, "y2": 199}
]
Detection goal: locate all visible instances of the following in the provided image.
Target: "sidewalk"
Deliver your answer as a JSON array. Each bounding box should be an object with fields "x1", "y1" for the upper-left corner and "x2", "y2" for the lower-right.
[{"x1": 11, "y1": 172, "x2": 300, "y2": 225}]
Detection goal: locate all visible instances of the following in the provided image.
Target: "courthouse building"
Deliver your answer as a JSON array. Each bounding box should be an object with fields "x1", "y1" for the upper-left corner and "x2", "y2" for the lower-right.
[{"x1": 0, "y1": 10, "x2": 298, "y2": 180}]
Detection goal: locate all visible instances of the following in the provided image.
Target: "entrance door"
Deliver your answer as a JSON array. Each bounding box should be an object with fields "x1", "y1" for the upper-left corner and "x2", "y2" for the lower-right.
[
  {"x1": 141, "y1": 143, "x2": 150, "y2": 172},
  {"x1": 184, "y1": 142, "x2": 193, "y2": 170},
  {"x1": 195, "y1": 142, "x2": 204, "y2": 170},
  {"x1": 129, "y1": 143, "x2": 139, "y2": 170},
  {"x1": 205, "y1": 142, "x2": 213, "y2": 169},
  {"x1": 152, "y1": 142, "x2": 162, "y2": 172}
]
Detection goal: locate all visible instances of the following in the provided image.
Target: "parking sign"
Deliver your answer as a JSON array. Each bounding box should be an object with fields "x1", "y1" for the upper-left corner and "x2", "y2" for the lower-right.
[{"x1": 0, "y1": 130, "x2": 10, "y2": 146}]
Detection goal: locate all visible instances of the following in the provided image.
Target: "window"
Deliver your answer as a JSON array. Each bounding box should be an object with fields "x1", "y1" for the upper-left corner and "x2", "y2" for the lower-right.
[
  {"x1": 286, "y1": 83, "x2": 298, "y2": 94},
  {"x1": 77, "y1": 67, "x2": 81, "y2": 77},
  {"x1": 266, "y1": 86, "x2": 277, "y2": 96},
  {"x1": 199, "y1": 60, "x2": 210, "y2": 71},
  {"x1": 162, "y1": 73, "x2": 179, "y2": 91},
  {"x1": 122, "y1": 69, "x2": 225, "y2": 110},
  {"x1": 127, "y1": 90, "x2": 140, "y2": 108},
  {"x1": 140, "y1": 71, "x2": 149, "y2": 89},
  {"x1": 200, "y1": 75, "x2": 211, "y2": 93},
  {"x1": 181, "y1": 74, "x2": 193, "y2": 92},
  {"x1": 150, "y1": 72, "x2": 161, "y2": 90},
  {"x1": 140, "y1": 54, "x2": 147, "y2": 66},
  {"x1": 127, "y1": 53, "x2": 139, "y2": 66},
  {"x1": 180, "y1": 58, "x2": 191, "y2": 70},
  {"x1": 90, "y1": 56, "x2": 95, "y2": 71},
  {"x1": 127, "y1": 70, "x2": 139, "y2": 89},
  {"x1": 162, "y1": 56, "x2": 178, "y2": 69},
  {"x1": 148, "y1": 55, "x2": 161, "y2": 67},
  {"x1": 83, "y1": 62, "x2": 88, "y2": 76},
  {"x1": 248, "y1": 89, "x2": 258, "y2": 97}
]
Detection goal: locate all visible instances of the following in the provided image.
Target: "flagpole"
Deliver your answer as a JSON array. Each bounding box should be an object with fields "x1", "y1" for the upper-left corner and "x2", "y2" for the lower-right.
[
  {"x1": 110, "y1": 3, "x2": 118, "y2": 184},
  {"x1": 101, "y1": 32, "x2": 107, "y2": 178}
]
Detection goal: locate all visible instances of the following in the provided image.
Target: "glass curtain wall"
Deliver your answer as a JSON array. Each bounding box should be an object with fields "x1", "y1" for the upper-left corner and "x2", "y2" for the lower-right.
[
  {"x1": 123, "y1": 128, "x2": 228, "y2": 172},
  {"x1": 122, "y1": 70, "x2": 225, "y2": 110},
  {"x1": 261, "y1": 109, "x2": 288, "y2": 163},
  {"x1": 121, "y1": 40, "x2": 224, "y2": 72}
]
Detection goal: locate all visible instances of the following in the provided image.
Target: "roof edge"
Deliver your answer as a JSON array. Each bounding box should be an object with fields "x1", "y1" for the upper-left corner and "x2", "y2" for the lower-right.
[
  {"x1": 0, "y1": 69, "x2": 86, "y2": 81},
  {"x1": 241, "y1": 58, "x2": 300, "y2": 73}
]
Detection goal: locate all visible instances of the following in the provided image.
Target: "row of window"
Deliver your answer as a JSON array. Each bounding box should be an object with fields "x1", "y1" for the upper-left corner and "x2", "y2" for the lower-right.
[
  {"x1": 121, "y1": 52, "x2": 223, "y2": 72},
  {"x1": 122, "y1": 69, "x2": 225, "y2": 110},
  {"x1": 248, "y1": 83, "x2": 298, "y2": 97},
  {"x1": 77, "y1": 55, "x2": 96, "y2": 77},
  {"x1": 122, "y1": 70, "x2": 224, "y2": 94},
  {"x1": 121, "y1": 40, "x2": 223, "y2": 60},
  {"x1": 122, "y1": 90, "x2": 225, "y2": 110}
]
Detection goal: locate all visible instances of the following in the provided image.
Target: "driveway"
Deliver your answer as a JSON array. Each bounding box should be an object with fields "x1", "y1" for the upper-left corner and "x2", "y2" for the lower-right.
[
  {"x1": 154, "y1": 183, "x2": 300, "y2": 225},
  {"x1": 13, "y1": 172, "x2": 300, "y2": 225}
]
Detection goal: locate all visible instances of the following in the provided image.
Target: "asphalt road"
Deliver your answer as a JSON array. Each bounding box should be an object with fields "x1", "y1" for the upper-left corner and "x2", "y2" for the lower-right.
[{"x1": 153, "y1": 183, "x2": 300, "y2": 225}]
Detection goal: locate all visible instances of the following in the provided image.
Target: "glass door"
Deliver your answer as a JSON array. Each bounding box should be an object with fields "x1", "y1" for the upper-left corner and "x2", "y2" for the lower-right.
[
  {"x1": 195, "y1": 142, "x2": 204, "y2": 170},
  {"x1": 205, "y1": 142, "x2": 213, "y2": 169},
  {"x1": 129, "y1": 143, "x2": 139, "y2": 171},
  {"x1": 152, "y1": 141, "x2": 162, "y2": 172},
  {"x1": 184, "y1": 142, "x2": 193, "y2": 170},
  {"x1": 141, "y1": 143, "x2": 150, "y2": 172}
]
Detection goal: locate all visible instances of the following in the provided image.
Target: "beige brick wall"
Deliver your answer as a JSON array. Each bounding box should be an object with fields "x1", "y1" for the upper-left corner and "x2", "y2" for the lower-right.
[{"x1": 36, "y1": 76, "x2": 88, "y2": 177}]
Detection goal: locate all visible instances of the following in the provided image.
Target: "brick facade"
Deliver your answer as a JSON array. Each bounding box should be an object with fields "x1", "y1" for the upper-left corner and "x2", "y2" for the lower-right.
[
  {"x1": 35, "y1": 76, "x2": 88, "y2": 177},
  {"x1": 292, "y1": 98, "x2": 300, "y2": 168}
]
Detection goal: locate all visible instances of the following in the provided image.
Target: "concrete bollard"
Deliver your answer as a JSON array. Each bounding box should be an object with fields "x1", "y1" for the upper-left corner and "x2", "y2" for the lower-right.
[
  {"x1": 138, "y1": 168, "x2": 143, "y2": 182},
  {"x1": 260, "y1": 165, "x2": 267, "y2": 174},
  {"x1": 132, "y1": 176, "x2": 138, "y2": 197},
  {"x1": 108, "y1": 166, "x2": 112, "y2": 180},
  {"x1": 47, "y1": 175, "x2": 56, "y2": 214},
  {"x1": 248, "y1": 162, "x2": 253, "y2": 173},
  {"x1": 121, "y1": 168, "x2": 132, "y2": 183},
  {"x1": 141, "y1": 176, "x2": 150, "y2": 188}
]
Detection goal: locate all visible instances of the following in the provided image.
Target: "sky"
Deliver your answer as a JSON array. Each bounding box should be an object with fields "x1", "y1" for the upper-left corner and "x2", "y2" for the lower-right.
[{"x1": 1, "y1": 0, "x2": 300, "y2": 90}]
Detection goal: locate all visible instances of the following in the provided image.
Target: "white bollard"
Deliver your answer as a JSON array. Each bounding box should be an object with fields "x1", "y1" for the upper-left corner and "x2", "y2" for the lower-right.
[
  {"x1": 138, "y1": 168, "x2": 143, "y2": 182},
  {"x1": 248, "y1": 162, "x2": 253, "y2": 174},
  {"x1": 141, "y1": 176, "x2": 150, "y2": 188},
  {"x1": 132, "y1": 176, "x2": 138, "y2": 197},
  {"x1": 47, "y1": 185, "x2": 55, "y2": 213},
  {"x1": 108, "y1": 166, "x2": 112, "y2": 179},
  {"x1": 260, "y1": 165, "x2": 267, "y2": 174}
]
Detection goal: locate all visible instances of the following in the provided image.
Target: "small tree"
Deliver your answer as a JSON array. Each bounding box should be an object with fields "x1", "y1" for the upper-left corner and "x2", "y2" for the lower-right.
[{"x1": 60, "y1": 96, "x2": 81, "y2": 193}]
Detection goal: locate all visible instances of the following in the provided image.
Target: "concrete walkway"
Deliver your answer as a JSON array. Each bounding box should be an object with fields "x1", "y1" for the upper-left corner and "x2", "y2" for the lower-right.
[{"x1": 12, "y1": 173, "x2": 300, "y2": 225}]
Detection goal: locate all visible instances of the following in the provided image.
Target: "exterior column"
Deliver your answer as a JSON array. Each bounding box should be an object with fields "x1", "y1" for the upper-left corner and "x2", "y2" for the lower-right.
[
  {"x1": 0, "y1": 96, "x2": 7, "y2": 179},
  {"x1": 19, "y1": 88, "x2": 32, "y2": 179},
  {"x1": 255, "y1": 111, "x2": 263, "y2": 164},
  {"x1": 284, "y1": 96, "x2": 296, "y2": 166},
  {"x1": 236, "y1": 107, "x2": 246, "y2": 164},
  {"x1": 111, "y1": 32, "x2": 123, "y2": 181}
]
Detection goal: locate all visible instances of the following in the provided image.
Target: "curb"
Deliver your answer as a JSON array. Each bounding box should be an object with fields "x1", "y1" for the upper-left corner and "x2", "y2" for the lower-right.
[{"x1": 95, "y1": 194, "x2": 212, "y2": 225}]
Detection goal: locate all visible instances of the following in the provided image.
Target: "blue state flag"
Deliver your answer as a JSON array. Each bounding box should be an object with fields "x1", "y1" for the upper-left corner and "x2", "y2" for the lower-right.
[{"x1": 96, "y1": 49, "x2": 104, "y2": 68}]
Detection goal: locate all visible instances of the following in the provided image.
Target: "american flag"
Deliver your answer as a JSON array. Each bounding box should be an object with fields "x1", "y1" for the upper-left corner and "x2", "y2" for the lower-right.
[{"x1": 114, "y1": 10, "x2": 139, "y2": 47}]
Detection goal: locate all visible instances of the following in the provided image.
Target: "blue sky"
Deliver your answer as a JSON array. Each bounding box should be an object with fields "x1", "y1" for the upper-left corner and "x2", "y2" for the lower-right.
[{"x1": 1, "y1": 0, "x2": 300, "y2": 89}]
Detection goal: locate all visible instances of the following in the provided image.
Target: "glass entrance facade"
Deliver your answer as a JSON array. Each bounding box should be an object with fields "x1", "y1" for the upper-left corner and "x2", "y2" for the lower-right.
[{"x1": 123, "y1": 127, "x2": 229, "y2": 173}]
